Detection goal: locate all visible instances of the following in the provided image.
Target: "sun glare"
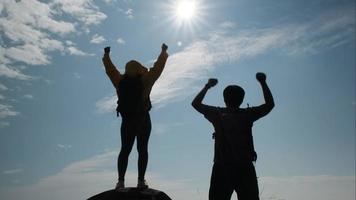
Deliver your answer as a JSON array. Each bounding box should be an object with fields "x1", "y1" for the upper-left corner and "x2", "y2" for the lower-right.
[
  {"x1": 161, "y1": 0, "x2": 206, "y2": 34},
  {"x1": 176, "y1": 1, "x2": 196, "y2": 21}
]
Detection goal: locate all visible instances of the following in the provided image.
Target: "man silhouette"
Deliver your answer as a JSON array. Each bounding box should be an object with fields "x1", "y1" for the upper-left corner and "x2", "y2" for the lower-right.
[
  {"x1": 102, "y1": 44, "x2": 169, "y2": 189},
  {"x1": 192, "y1": 73, "x2": 274, "y2": 200}
]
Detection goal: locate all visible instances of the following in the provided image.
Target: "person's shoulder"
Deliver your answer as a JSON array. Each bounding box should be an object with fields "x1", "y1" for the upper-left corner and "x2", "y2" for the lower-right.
[
  {"x1": 202, "y1": 105, "x2": 222, "y2": 117},
  {"x1": 215, "y1": 106, "x2": 225, "y2": 112}
]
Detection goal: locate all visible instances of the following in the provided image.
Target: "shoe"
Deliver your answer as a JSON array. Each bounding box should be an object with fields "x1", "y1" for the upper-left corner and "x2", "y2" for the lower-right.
[
  {"x1": 115, "y1": 180, "x2": 125, "y2": 190},
  {"x1": 137, "y1": 179, "x2": 148, "y2": 189}
]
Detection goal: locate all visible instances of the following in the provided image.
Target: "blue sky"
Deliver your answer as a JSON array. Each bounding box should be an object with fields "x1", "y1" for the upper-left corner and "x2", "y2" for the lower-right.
[{"x1": 0, "y1": 0, "x2": 355, "y2": 199}]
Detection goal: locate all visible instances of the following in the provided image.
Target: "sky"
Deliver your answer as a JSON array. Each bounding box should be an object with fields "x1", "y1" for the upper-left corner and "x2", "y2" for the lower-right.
[{"x1": 0, "y1": 0, "x2": 355, "y2": 199}]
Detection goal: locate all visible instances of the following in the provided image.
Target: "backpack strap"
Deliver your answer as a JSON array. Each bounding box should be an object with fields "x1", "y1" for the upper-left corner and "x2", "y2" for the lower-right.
[{"x1": 246, "y1": 106, "x2": 257, "y2": 162}]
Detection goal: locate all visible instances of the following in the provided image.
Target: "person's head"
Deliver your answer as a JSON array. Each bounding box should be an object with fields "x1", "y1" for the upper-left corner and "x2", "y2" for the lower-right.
[
  {"x1": 223, "y1": 85, "x2": 245, "y2": 108},
  {"x1": 125, "y1": 60, "x2": 148, "y2": 77}
]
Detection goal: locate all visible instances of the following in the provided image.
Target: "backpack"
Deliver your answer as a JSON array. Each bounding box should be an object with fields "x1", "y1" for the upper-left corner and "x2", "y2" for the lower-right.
[
  {"x1": 218, "y1": 109, "x2": 257, "y2": 163},
  {"x1": 116, "y1": 75, "x2": 144, "y2": 117}
]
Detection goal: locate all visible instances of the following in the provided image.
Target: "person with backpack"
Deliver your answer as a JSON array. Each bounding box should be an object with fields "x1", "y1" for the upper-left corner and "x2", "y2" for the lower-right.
[
  {"x1": 191, "y1": 73, "x2": 274, "y2": 200},
  {"x1": 102, "y1": 44, "x2": 169, "y2": 189}
]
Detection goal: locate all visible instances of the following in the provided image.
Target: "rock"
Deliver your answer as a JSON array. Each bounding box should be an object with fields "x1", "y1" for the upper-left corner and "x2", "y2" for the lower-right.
[{"x1": 88, "y1": 187, "x2": 172, "y2": 200}]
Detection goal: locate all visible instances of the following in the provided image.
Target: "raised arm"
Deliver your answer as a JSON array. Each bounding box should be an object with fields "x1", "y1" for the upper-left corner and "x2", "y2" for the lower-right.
[
  {"x1": 147, "y1": 44, "x2": 169, "y2": 83},
  {"x1": 191, "y1": 78, "x2": 218, "y2": 115},
  {"x1": 102, "y1": 47, "x2": 122, "y2": 88},
  {"x1": 251, "y1": 72, "x2": 275, "y2": 120}
]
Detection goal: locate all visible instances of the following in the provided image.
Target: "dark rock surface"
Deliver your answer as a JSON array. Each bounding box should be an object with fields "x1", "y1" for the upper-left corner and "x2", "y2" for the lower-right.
[{"x1": 88, "y1": 187, "x2": 172, "y2": 200}]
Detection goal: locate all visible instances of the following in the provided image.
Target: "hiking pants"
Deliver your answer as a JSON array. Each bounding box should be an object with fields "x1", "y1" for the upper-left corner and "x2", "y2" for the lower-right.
[
  {"x1": 209, "y1": 162, "x2": 259, "y2": 200},
  {"x1": 118, "y1": 112, "x2": 151, "y2": 181}
]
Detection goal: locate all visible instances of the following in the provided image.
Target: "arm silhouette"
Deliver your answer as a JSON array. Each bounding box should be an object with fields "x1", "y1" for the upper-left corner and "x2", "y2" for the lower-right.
[
  {"x1": 191, "y1": 79, "x2": 218, "y2": 115},
  {"x1": 102, "y1": 47, "x2": 122, "y2": 88},
  {"x1": 147, "y1": 44, "x2": 169, "y2": 83},
  {"x1": 251, "y1": 72, "x2": 275, "y2": 120}
]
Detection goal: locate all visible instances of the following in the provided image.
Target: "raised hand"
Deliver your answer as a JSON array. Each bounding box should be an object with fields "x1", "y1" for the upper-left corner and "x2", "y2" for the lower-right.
[
  {"x1": 104, "y1": 46, "x2": 110, "y2": 54},
  {"x1": 256, "y1": 72, "x2": 266, "y2": 83},
  {"x1": 161, "y1": 43, "x2": 168, "y2": 52},
  {"x1": 206, "y1": 78, "x2": 218, "y2": 88}
]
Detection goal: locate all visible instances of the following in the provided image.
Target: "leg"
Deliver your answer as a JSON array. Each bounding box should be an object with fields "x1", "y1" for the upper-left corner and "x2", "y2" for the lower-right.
[
  {"x1": 118, "y1": 117, "x2": 136, "y2": 181},
  {"x1": 235, "y1": 163, "x2": 260, "y2": 200},
  {"x1": 209, "y1": 163, "x2": 234, "y2": 200},
  {"x1": 136, "y1": 113, "x2": 151, "y2": 181}
]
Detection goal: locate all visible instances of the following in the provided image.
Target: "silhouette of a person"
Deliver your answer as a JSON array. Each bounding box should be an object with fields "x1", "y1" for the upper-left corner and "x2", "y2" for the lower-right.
[
  {"x1": 102, "y1": 44, "x2": 169, "y2": 189},
  {"x1": 192, "y1": 73, "x2": 274, "y2": 200}
]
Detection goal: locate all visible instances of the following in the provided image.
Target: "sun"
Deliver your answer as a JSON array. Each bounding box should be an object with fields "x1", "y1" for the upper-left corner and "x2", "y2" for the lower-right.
[
  {"x1": 160, "y1": 0, "x2": 207, "y2": 34},
  {"x1": 176, "y1": 1, "x2": 197, "y2": 21}
]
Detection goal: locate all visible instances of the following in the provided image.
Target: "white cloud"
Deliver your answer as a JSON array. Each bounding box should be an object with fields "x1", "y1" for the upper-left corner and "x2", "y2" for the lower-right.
[
  {"x1": 0, "y1": 94, "x2": 4, "y2": 100},
  {"x1": 117, "y1": 37, "x2": 126, "y2": 45},
  {"x1": 0, "y1": 64, "x2": 32, "y2": 80},
  {"x1": 118, "y1": 7, "x2": 134, "y2": 19},
  {"x1": 0, "y1": 0, "x2": 75, "y2": 36},
  {"x1": 23, "y1": 94, "x2": 34, "y2": 99},
  {"x1": 0, "y1": 0, "x2": 107, "y2": 126},
  {"x1": 152, "y1": 123, "x2": 185, "y2": 135},
  {"x1": 95, "y1": 95, "x2": 116, "y2": 113},
  {"x1": 65, "y1": 40, "x2": 75, "y2": 46},
  {"x1": 51, "y1": 0, "x2": 107, "y2": 26},
  {"x1": 102, "y1": 0, "x2": 117, "y2": 4},
  {"x1": 90, "y1": 34, "x2": 106, "y2": 44},
  {"x1": 97, "y1": 6, "x2": 355, "y2": 112},
  {"x1": 5, "y1": 44, "x2": 51, "y2": 66},
  {"x1": 0, "y1": 121, "x2": 10, "y2": 128},
  {"x1": 73, "y1": 72, "x2": 81, "y2": 79},
  {"x1": 259, "y1": 176, "x2": 355, "y2": 200},
  {"x1": 66, "y1": 46, "x2": 94, "y2": 56},
  {"x1": 57, "y1": 144, "x2": 72, "y2": 150},
  {"x1": 125, "y1": 8, "x2": 133, "y2": 19},
  {"x1": 0, "y1": 151, "x2": 202, "y2": 200},
  {"x1": 0, "y1": 151, "x2": 353, "y2": 200},
  {"x1": 3, "y1": 169, "x2": 23, "y2": 175},
  {"x1": 0, "y1": 104, "x2": 19, "y2": 119},
  {"x1": 0, "y1": 0, "x2": 106, "y2": 81},
  {"x1": 0, "y1": 83, "x2": 8, "y2": 91},
  {"x1": 219, "y1": 21, "x2": 236, "y2": 29}
]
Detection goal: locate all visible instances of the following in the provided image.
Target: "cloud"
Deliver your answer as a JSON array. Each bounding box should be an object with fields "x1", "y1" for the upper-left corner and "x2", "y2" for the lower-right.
[
  {"x1": 51, "y1": 0, "x2": 107, "y2": 26},
  {"x1": 0, "y1": 151, "x2": 203, "y2": 200},
  {"x1": 117, "y1": 37, "x2": 126, "y2": 45},
  {"x1": 90, "y1": 34, "x2": 106, "y2": 44},
  {"x1": 0, "y1": 0, "x2": 106, "y2": 124},
  {"x1": 125, "y1": 8, "x2": 133, "y2": 19},
  {"x1": 0, "y1": 64, "x2": 32, "y2": 80},
  {"x1": 95, "y1": 95, "x2": 116, "y2": 114},
  {"x1": 0, "y1": 47, "x2": 33, "y2": 80},
  {"x1": 0, "y1": 0, "x2": 105, "y2": 80},
  {"x1": 0, "y1": 104, "x2": 19, "y2": 119},
  {"x1": 0, "y1": 0, "x2": 75, "y2": 36},
  {"x1": 2, "y1": 169, "x2": 23, "y2": 175},
  {"x1": 96, "y1": 6, "x2": 355, "y2": 113},
  {"x1": 259, "y1": 176, "x2": 355, "y2": 200},
  {"x1": 0, "y1": 121, "x2": 10, "y2": 128},
  {"x1": 152, "y1": 123, "x2": 185, "y2": 135},
  {"x1": 5, "y1": 44, "x2": 52, "y2": 66},
  {"x1": 219, "y1": 21, "x2": 236, "y2": 29},
  {"x1": 23, "y1": 94, "x2": 34, "y2": 99},
  {"x1": 118, "y1": 7, "x2": 134, "y2": 19},
  {"x1": 0, "y1": 150, "x2": 354, "y2": 200},
  {"x1": 0, "y1": 83, "x2": 8, "y2": 91},
  {"x1": 73, "y1": 72, "x2": 81, "y2": 79},
  {"x1": 102, "y1": 0, "x2": 117, "y2": 4},
  {"x1": 57, "y1": 144, "x2": 72, "y2": 150},
  {"x1": 66, "y1": 46, "x2": 94, "y2": 56}
]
